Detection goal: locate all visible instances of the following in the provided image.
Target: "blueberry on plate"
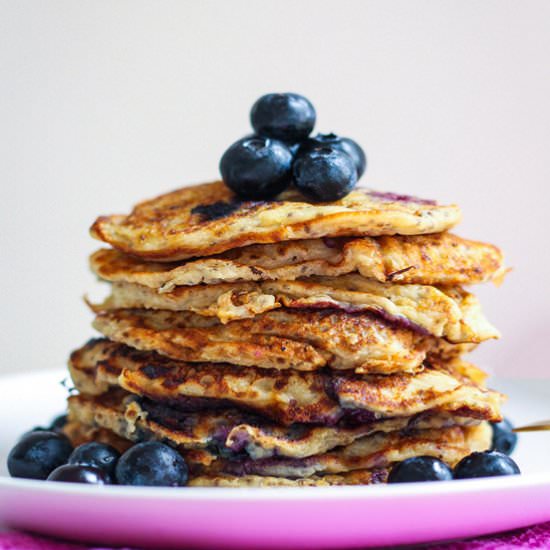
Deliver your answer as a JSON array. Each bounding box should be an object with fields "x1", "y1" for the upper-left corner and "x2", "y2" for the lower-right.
[
  {"x1": 387, "y1": 456, "x2": 453, "y2": 483},
  {"x1": 220, "y1": 135, "x2": 293, "y2": 200},
  {"x1": 19, "y1": 426, "x2": 49, "y2": 439},
  {"x1": 115, "y1": 442, "x2": 189, "y2": 487},
  {"x1": 47, "y1": 464, "x2": 109, "y2": 484},
  {"x1": 292, "y1": 145, "x2": 357, "y2": 202},
  {"x1": 68, "y1": 442, "x2": 120, "y2": 478},
  {"x1": 49, "y1": 414, "x2": 68, "y2": 432},
  {"x1": 250, "y1": 93, "x2": 316, "y2": 143},
  {"x1": 299, "y1": 133, "x2": 367, "y2": 178},
  {"x1": 491, "y1": 418, "x2": 518, "y2": 455},
  {"x1": 8, "y1": 431, "x2": 73, "y2": 480},
  {"x1": 454, "y1": 450, "x2": 521, "y2": 479}
]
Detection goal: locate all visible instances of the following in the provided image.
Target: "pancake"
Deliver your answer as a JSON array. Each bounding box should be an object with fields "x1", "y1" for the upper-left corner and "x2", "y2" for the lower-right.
[
  {"x1": 62, "y1": 421, "x2": 389, "y2": 486},
  {"x1": 90, "y1": 308, "x2": 462, "y2": 374},
  {"x1": 94, "y1": 277, "x2": 498, "y2": 343},
  {"x1": 90, "y1": 233, "x2": 505, "y2": 291},
  {"x1": 62, "y1": 419, "x2": 210, "y2": 474},
  {"x1": 67, "y1": 389, "x2": 484, "y2": 460},
  {"x1": 62, "y1": 417, "x2": 488, "y2": 482},
  {"x1": 63, "y1": 420, "x2": 133, "y2": 453},
  {"x1": 206, "y1": 423, "x2": 492, "y2": 478},
  {"x1": 188, "y1": 471, "x2": 386, "y2": 487},
  {"x1": 90, "y1": 181, "x2": 461, "y2": 261},
  {"x1": 68, "y1": 339, "x2": 503, "y2": 426}
]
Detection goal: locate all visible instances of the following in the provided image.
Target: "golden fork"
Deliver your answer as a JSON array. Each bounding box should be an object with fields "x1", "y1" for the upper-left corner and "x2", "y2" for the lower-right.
[{"x1": 513, "y1": 421, "x2": 550, "y2": 433}]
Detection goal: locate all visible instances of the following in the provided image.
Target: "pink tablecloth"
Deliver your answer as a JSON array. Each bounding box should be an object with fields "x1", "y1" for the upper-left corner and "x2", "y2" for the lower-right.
[{"x1": 1, "y1": 524, "x2": 549, "y2": 549}]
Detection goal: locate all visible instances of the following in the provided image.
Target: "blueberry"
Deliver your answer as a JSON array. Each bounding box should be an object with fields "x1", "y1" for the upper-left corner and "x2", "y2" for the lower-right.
[
  {"x1": 491, "y1": 418, "x2": 518, "y2": 455},
  {"x1": 47, "y1": 464, "x2": 108, "y2": 484},
  {"x1": 115, "y1": 442, "x2": 189, "y2": 487},
  {"x1": 339, "y1": 137, "x2": 367, "y2": 179},
  {"x1": 388, "y1": 456, "x2": 453, "y2": 483},
  {"x1": 50, "y1": 414, "x2": 68, "y2": 432},
  {"x1": 68, "y1": 442, "x2": 120, "y2": 478},
  {"x1": 250, "y1": 93, "x2": 316, "y2": 143},
  {"x1": 293, "y1": 145, "x2": 357, "y2": 202},
  {"x1": 220, "y1": 136, "x2": 293, "y2": 200},
  {"x1": 8, "y1": 431, "x2": 73, "y2": 480},
  {"x1": 298, "y1": 132, "x2": 341, "y2": 151},
  {"x1": 19, "y1": 427, "x2": 49, "y2": 439},
  {"x1": 299, "y1": 133, "x2": 367, "y2": 178},
  {"x1": 454, "y1": 451, "x2": 521, "y2": 479}
]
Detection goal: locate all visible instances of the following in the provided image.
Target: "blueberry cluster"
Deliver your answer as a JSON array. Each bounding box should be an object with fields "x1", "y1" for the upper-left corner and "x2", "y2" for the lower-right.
[
  {"x1": 219, "y1": 93, "x2": 366, "y2": 202},
  {"x1": 388, "y1": 419, "x2": 519, "y2": 483},
  {"x1": 7, "y1": 415, "x2": 188, "y2": 486}
]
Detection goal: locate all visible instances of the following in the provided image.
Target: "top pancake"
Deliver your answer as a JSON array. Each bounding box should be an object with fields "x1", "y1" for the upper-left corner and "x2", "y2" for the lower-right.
[{"x1": 90, "y1": 181, "x2": 462, "y2": 261}]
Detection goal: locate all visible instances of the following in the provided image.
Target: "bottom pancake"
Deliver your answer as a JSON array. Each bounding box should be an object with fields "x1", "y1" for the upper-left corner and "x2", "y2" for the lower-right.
[
  {"x1": 204, "y1": 423, "x2": 490, "y2": 478},
  {"x1": 67, "y1": 390, "x2": 490, "y2": 461},
  {"x1": 62, "y1": 413, "x2": 490, "y2": 483},
  {"x1": 187, "y1": 470, "x2": 388, "y2": 487},
  {"x1": 63, "y1": 420, "x2": 133, "y2": 453},
  {"x1": 62, "y1": 420, "x2": 388, "y2": 486}
]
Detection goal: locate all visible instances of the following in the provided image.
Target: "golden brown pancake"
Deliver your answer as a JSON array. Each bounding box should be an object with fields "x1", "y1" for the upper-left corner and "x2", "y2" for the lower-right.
[
  {"x1": 62, "y1": 418, "x2": 489, "y2": 482},
  {"x1": 90, "y1": 181, "x2": 461, "y2": 261},
  {"x1": 187, "y1": 471, "x2": 386, "y2": 487},
  {"x1": 204, "y1": 423, "x2": 491, "y2": 478},
  {"x1": 68, "y1": 339, "x2": 503, "y2": 426},
  {"x1": 67, "y1": 389, "x2": 485, "y2": 460},
  {"x1": 94, "y1": 276, "x2": 498, "y2": 343},
  {"x1": 63, "y1": 421, "x2": 133, "y2": 454},
  {"x1": 90, "y1": 233, "x2": 505, "y2": 291},
  {"x1": 62, "y1": 421, "x2": 389, "y2": 486},
  {"x1": 90, "y1": 308, "x2": 466, "y2": 374}
]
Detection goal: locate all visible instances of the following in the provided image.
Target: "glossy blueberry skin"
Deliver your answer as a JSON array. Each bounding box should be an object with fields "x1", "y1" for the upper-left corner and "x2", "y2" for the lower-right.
[
  {"x1": 339, "y1": 137, "x2": 367, "y2": 179},
  {"x1": 299, "y1": 133, "x2": 367, "y2": 178},
  {"x1": 250, "y1": 93, "x2": 316, "y2": 143},
  {"x1": 19, "y1": 414, "x2": 68, "y2": 441},
  {"x1": 47, "y1": 464, "x2": 108, "y2": 484},
  {"x1": 115, "y1": 442, "x2": 189, "y2": 487},
  {"x1": 19, "y1": 427, "x2": 49, "y2": 440},
  {"x1": 68, "y1": 442, "x2": 120, "y2": 477},
  {"x1": 220, "y1": 136, "x2": 293, "y2": 200},
  {"x1": 8, "y1": 431, "x2": 73, "y2": 480},
  {"x1": 388, "y1": 456, "x2": 453, "y2": 483},
  {"x1": 491, "y1": 418, "x2": 518, "y2": 455},
  {"x1": 50, "y1": 414, "x2": 68, "y2": 432},
  {"x1": 292, "y1": 146, "x2": 357, "y2": 202},
  {"x1": 454, "y1": 451, "x2": 521, "y2": 479}
]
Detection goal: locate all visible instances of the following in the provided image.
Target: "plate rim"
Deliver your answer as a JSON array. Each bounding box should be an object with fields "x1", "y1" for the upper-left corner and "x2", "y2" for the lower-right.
[{"x1": 1, "y1": 471, "x2": 550, "y2": 501}]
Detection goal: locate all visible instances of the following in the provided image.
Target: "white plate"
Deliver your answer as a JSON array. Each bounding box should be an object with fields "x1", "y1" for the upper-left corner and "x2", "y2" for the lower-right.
[{"x1": 1, "y1": 369, "x2": 549, "y2": 549}]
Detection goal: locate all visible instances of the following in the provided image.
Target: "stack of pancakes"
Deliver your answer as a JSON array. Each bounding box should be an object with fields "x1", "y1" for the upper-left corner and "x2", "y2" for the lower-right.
[{"x1": 64, "y1": 181, "x2": 506, "y2": 486}]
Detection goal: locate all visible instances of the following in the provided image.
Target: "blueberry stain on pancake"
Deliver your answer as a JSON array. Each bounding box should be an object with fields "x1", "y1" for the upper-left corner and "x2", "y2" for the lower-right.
[
  {"x1": 368, "y1": 191, "x2": 437, "y2": 206},
  {"x1": 191, "y1": 201, "x2": 242, "y2": 222}
]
